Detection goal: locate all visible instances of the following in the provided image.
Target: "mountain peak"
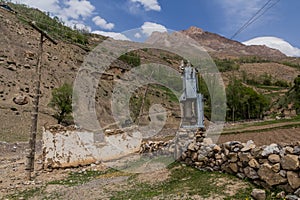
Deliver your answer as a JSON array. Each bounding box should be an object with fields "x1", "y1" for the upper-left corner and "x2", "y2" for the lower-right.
[{"x1": 185, "y1": 26, "x2": 204, "y2": 35}]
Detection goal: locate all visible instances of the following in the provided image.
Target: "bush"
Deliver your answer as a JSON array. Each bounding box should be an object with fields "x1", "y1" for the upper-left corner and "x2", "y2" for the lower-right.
[{"x1": 49, "y1": 83, "x2": 73, "y2": 125}]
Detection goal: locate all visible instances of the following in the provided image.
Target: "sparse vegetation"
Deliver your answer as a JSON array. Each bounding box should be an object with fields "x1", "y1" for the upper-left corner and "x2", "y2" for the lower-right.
[
  {"x1": 214, "y1": 58, "x2": 239, "y2": 72},
  {"x1": 9, "y1": 3, "x2": 89, "y2": 46},
  {"x1": 119, "y1": 52, "x2": 141, "y2": 67},
  {"x1": 278, "y1": 75, "x2": 300, "y2": 114}
]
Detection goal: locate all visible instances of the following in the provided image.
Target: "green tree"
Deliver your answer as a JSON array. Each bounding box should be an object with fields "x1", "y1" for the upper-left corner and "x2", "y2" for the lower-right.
[
  {"x1": 226, "y1": 77, "x2": 269, "y2": 121},
  {"x1": 49, "y1": 83, "x2": 73, "y2": 124}
]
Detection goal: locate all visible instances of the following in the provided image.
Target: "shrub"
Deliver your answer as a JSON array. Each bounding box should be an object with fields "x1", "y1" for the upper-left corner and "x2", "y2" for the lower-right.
[{"x1": 49, "y1": 83, "x2": 73, "y2": 125}]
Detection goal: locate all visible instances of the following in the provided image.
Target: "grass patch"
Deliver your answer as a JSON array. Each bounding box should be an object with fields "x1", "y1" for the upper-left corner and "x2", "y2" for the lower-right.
[
  {"x1": 48, "y1": 168, "x2": 119, "y2": 186},
  {"x1": 111, "y1": 163, "x2": 255, "y2": 199},
  {"x1": 151, "y1": 85, "x2": 179, "y2": 103},
  {"x1": 6, "y1": 187, "x2": 44, "y2": 200}
]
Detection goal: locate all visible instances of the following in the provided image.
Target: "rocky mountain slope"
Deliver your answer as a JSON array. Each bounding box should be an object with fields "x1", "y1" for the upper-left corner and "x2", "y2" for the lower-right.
[
  {"x1": 182, "y1": 26, "x2": 286, "y2": 59},
  {"x1": 0, "y1": 3, "x2": 299, "y2": 143}
]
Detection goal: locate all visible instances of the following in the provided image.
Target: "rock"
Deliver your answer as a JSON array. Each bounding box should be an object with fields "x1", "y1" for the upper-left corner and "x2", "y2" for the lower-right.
[
  {"x1": 237, "y1": 173, "x2": 245, "y2": 179},
  {"x1": 13, "y1": 94, "x2": 29, "y2": 105},
  {"x1": 279, "y1": 170, "x2": 287, "y2": 177},
  {"x1": 257, "y1": 163, "x2": 287, "y2": 186},
  {"x1": 249, "y1": 158, "x2": 260, "y2": 169},
  {"x1": 23, "y1": 64, "x2": 31, "y2": 69},
  {"x1": 5, "y1": 64, "x2": 17, "y2": 71},
  {"x1": 293, "y1": 146, "x2": 300, "y2": 155},
  {"x1": 287, "y1": 171, "x2": 300, "y2": 189},
  {"x1": 187, "y1": 142, "x2": 196, "y2": 151},
  {"x1": 251, "y1": 189, "x2": 266, "y2": 200},
  {"x1": 271, "y1": 163, "x2": 281, "y2": 173},
  {"x1": 268, "y1": 154, "x2": 281, "y2": 163},
  {"x1": 261, "y1": 144, "x2": 280, "y2": 157},
  {"x1": 294, "y1": 188, "x2": 300, "y2": 197},
  {"x1": 229, "y1": 162, "x2": 238, "y2": 173},
  {"x1": 241, "y1": 140, "x2": 256, "y2": 152},
  {"x1": 213, "y1": 145, "x2": 221, "y2": 153},
  {"x1": 276, "y1": 191, "x2": 286, "y2": 199},
  {"x1": 239, "y1": 152, "x2": 253, "y2": 163},
  {"x1": 202, "y1": 138, "x2": 213, "y2": 145},
  {"x1": 285, "y1": 146, "x2": 294, "y2": 154},
  {"x1": 228, "y1": 152, "x2": 238, "y2": 162},
  {"x1": 244, "y1": 166, "x2": 259, "y2": 179},
  {"x1": 25, "y1": 50, "x2": 35, "y2": 59},
  {"x1": 281, "y1": 154, "x2": 299, "y2": 170},
  {"x1": 285, "y1": 195, "x2": 300, "y2": 200},
  {"x1": 251, "y1": 147, "x2": 264, "y2": 158}
]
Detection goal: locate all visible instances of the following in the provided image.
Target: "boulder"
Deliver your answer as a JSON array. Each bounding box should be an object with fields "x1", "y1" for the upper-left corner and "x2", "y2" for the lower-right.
[
  {"x1": 285, "y1": 195, "x2": 300, "y2": 200},
  {"x1": 249, "y1": 158, "x2": 260, "y2": 169},
  {"x1": 241, "y1": 140, "x2": 256, "y2": 152},
  {"x1": 13, "y1": 94, "x2": 29, "y2": 105},
  {"x1": 251, "y1": 189, "x2": 266, "y2": 200},
  {"x1": 244, "y1": 166, "x2": 259, "y2": 179},
  {"x1": 268, "y1": 154, "x2": 281, "y2": 163},
  {"x1": 258, "y1": 163, "x2": 287, "y2": 186},
  {"x1": 271, "y1": 163, "x2": 281, "y2": 173},
  {"x1": 228, "y1": 162, "x2": 238, "y2": 173},
  {"x1": 239, "y1": 152, "x2": 253, "y2": 163},
  {"x1": 287, "y1": 171, "x2": 300, "y2": 189},
  {"x1": 202, "y1": 138, "x2": 213, "y2": 145},
  {"x1": 294, "y1": 188, "x2": 300, "y2": 197},
  {"x1": 261, "y1": 144, "x2": 280, "y2": 157},
  {"x1": 281, "y1": 154, "x2": 299, "y2": 170}
]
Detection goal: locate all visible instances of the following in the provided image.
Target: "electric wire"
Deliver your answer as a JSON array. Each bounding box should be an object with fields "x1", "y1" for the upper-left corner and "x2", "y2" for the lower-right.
[{"x1": 230, "y1": 0, "x2": 280, "y2": 39}]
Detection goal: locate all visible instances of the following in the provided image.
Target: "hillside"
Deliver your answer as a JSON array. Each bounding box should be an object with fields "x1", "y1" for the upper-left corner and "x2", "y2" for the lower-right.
[{"x1": 0, "y1": 2, "x2": 300, "y2": 143}]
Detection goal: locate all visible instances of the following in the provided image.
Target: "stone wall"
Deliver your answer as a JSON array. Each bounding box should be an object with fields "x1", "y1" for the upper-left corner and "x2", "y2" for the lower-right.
[{"x1": 180, "y1": 135, "x2": 300, "y2": 197}]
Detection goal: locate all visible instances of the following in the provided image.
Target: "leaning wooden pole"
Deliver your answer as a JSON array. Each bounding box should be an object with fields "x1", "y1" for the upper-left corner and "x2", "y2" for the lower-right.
[{"x1": 26, "y1": 22, "x2": 57, "y2": 180}]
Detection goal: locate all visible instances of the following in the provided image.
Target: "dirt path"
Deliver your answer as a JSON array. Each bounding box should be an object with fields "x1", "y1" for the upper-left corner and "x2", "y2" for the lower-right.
[
  {"x1": 218, "y1": 127, "x2": 300, "y2": 146},
  {"x1": 222, "y1": 120, "x2": 300, "y2": 134}
]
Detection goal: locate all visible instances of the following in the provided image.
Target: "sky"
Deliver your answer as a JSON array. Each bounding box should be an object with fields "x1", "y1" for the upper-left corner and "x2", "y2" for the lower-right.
[{"x1": 10, "y1": 0, "x2": 300, "y2": 56}]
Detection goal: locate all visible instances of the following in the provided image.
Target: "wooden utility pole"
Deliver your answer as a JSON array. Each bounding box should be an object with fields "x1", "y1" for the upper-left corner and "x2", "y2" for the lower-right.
[{"x1": 26, "y1": 22, "x2": 57, "y2": 180}]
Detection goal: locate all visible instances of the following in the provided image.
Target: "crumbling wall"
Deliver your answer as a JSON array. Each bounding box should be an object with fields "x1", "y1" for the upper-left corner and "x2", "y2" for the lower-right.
[
  {"x1": 43, "y1": 127, "x2": 98, "y2": 168},
  {"x1": 42, "y1": 125, "x2": 142, "y2": 168}
]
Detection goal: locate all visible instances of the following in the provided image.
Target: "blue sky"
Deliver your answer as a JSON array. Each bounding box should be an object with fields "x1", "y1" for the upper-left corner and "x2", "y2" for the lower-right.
[{"x1": 11, "y1": 0, "x2": 300, "y2": 55}]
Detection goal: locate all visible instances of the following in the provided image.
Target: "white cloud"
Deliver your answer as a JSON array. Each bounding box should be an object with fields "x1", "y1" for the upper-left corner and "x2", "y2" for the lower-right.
[
  {"x1": 134, "y1": 32, "x2": 142, "y2": 38},
  {"x1": 11, "y1": 0, "x2": 118, "y2": 33},
  {"x1": 61, "y1": 0, "x2": 95, "y2": 20},
  {"x1": 130, "y1": 0, "x2": 161, "y2": 11},
  {"x1": 243, "y1": 36, "x2": 300, "y2": 57},
  {"x1": 141, "y1": 22, "x2": 167, "y2": 36},
  {"x1": 92, "y1": 16, "x2": 114, "y2": 30},
  {"x1": 11, "y1": 0, "x2": 60, "y2": 13},
  {"x1": 92, "y1": 31, "x2": 131, "y2": 41}
]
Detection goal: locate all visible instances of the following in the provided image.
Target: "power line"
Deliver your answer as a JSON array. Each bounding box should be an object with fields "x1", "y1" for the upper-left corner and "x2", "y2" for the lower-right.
[{"x1": 230, "y1": 0, "x2": 280, "y2": 39}]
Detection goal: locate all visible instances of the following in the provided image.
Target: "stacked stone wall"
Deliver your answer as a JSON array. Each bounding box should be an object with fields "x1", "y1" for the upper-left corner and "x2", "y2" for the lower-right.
[{"x1": 180, "y1": 135, "x2": 300, "y2": 197}]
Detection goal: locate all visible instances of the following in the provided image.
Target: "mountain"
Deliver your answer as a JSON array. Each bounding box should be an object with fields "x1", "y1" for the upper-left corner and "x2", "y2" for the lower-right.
[
  {"x1": 181, "y1": 26, "x2": 286, "y2": 59},
  {"x1": 0, "y1": 3, "x2": 299, "y2": 143},
  {"x1": 243, "y1": 37, "x2": 300, "y2": 57}
]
